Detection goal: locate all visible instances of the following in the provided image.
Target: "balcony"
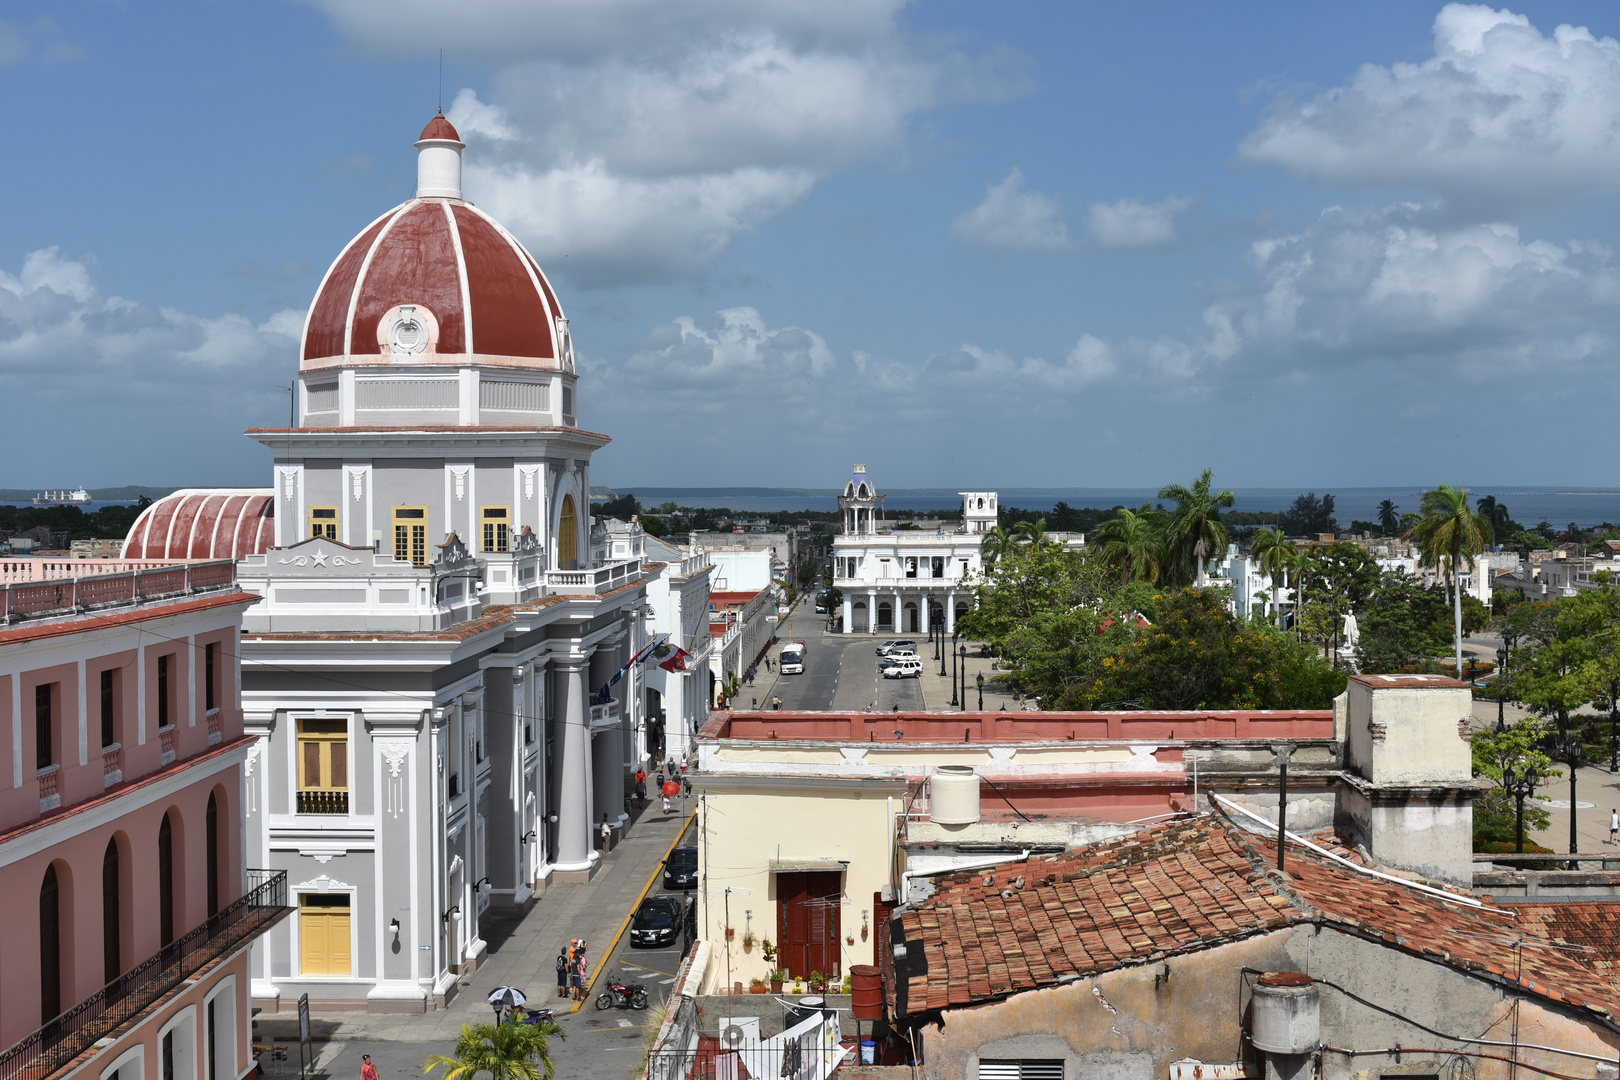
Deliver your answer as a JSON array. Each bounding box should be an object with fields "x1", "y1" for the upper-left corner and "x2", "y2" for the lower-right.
[
  {"x1": 589, "y1": 700, "x2": 621, "y2": 729},
  {"x1": 0, "y1": 560, "x2": 237, "y2": 623},
  {"x1": 546, "y1": 558, "x2": 643, "y2": 596},
  {"x1": 0, "y1": 869, "x2": 290, "y2": 1080},
  {"x1": 296, "y1": 789, "x2": 349, "y2": 815}
]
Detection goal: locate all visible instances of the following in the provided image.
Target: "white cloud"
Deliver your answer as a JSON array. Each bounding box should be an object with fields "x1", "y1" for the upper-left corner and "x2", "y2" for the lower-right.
[
  {"x1": 1084, "y1": 195, "x2": 1193, "y2": 250},
  {"x1": 310, "y1": 1, "x2": 1028, "y2": 286},
  {"x1": 1241, "y1": 3, "x2": 1620, "y2": 214},
  {"x1": 0, "y1": 247, "x2": 300, "y2": 399},
  {"x1": 951, "y1": 169, "x2": 1071, "y2": 253}
]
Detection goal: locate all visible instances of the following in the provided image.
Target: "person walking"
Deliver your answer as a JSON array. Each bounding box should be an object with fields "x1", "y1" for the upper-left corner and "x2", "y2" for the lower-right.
[
  {"x1": 574, "y1": 948, "x2": 589, "y2": 1001},
  {"x1": 361, "y1": 1056, "x2": 378, "y2": 1080},
  {"x1": 556, "y1": 948, "x2": 570, "y2": 998},
  {"x1": 600, "y1": 812, "x2": 613, "y2": 850},
  {"x1": 1611, "y1": 808, "x2": 1618, "y2": 845}
]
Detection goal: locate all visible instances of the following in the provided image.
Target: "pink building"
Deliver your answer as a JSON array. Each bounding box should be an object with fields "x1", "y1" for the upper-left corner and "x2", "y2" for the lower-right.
[{"x1": 0, "y1": 558, "x2": 289, "y2": 1080}]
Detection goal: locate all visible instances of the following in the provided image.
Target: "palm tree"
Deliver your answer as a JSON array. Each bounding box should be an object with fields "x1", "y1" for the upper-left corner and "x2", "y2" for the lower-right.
[
  {"x1": 1376, "y1": 500, "x2": 1399, "y2": 536},
  {"x1": 1249, "y1": 528, "x2": 1291, "y2": 626},
  {"x1": 1410, "y1": 484, "x2": 1493, "y2": 677},
  {"x1": 1158, "y1": 469, "x2": 1236, "y2": 588},
  {"x1": 979, "y1": 524, "x2": 1013, "y2": 567},
  {"x1": 425, "y1": 1019, "x2": 565, "y2": 1080},
  {"x1": 1476, "y1": 494, "x2": 1513, "y2": 538},
  {"x1": 1093, "y1": 507, "x2": 1163, "y2": 584},
  {"x1": 1282, "y1": 545, "x2": 1310, "y2": 637},
  {"x1": 1012, "y1": 518, "x2": 1049, "y2": 548}
]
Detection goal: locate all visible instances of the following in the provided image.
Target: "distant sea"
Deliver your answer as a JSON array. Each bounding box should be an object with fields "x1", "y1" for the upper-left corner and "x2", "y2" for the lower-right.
[{"x1": 609, "y1": 486, "x2": 1620, "y2": 529}]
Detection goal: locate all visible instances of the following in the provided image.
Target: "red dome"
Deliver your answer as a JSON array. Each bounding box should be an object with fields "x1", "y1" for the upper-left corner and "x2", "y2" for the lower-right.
[
  {"x1": 122, "y1": 490, "x2": 275, "y2": 561},
  {"x1": 301, "y1": 199, "x2": 566, "y2": 368},
  {"x1": 419, "y1": 113, "x2": 461, "y2": 142}
]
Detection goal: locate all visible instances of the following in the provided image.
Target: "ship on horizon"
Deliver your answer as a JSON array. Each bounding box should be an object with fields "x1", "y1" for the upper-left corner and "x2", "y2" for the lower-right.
[{"x1": 32, "y1": 488, "x2": 92, "y2": 507}]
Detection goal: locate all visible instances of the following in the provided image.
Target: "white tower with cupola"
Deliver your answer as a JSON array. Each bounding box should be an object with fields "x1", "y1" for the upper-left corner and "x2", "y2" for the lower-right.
[{"x1": 839, "y1": 464, "x2": 882, "y2": 536}]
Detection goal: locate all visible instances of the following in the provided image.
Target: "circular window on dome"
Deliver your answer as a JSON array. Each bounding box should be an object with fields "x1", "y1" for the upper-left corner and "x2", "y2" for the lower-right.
[{"x1": 379, "y1": 304, "x2": 440, "y2": 359}]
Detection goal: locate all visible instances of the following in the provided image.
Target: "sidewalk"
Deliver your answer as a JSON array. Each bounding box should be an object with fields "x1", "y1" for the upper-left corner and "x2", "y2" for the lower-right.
[{"x1": 258, "y1": 803, "x2": 695, "y2": 1043}]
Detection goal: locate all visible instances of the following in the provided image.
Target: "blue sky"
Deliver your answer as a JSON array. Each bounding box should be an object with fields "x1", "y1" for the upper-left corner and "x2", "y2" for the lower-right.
[{"x1": 5, "y1": 2, "x2": 1620, "y2": 491}]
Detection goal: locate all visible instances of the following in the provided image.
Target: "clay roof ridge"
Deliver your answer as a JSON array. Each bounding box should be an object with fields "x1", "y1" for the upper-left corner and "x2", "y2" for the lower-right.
[{"x1": 1221, "y1": 824, "x2": 1321, "y2": 920}]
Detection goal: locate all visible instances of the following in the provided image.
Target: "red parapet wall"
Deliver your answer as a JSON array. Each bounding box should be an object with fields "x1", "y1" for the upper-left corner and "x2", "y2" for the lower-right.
[{"x1": 705, "y1": 708, "x2": 1336, "y2": 743}]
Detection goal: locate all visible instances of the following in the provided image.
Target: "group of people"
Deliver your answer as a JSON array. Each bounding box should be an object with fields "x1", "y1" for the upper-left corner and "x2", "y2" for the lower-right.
[{"x1": 556, "y1": 938, "x2": 590, "y2": 1000}]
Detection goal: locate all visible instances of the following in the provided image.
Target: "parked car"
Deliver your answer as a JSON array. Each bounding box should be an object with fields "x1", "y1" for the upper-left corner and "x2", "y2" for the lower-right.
[
  {"x1": 663, "y1": 846, "x2": 698, "y2": 890},
  {"x1": 881, "y1": 658, "x2": 924, "y2": 679},
  {"x1": 630, "y1": 895, "x2": 684, "y2": 947},
  {"x1": 875, "y1": 639, "x2": 917, "y2": 656}
]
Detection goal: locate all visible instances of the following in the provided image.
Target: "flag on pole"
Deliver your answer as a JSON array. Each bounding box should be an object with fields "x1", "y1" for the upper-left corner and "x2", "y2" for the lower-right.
[{"x1": 658, "y1": 646, "x2": 694, "y2": 673}]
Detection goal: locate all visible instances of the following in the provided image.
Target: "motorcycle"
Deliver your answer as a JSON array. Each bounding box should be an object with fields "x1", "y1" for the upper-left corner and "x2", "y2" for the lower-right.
[
  {"x1": 595, "y1": 974, "x2": 649, "y2": 1010},
  {"x1": 520, "y1": 1007, "x2": 557, "y2": 1026}
]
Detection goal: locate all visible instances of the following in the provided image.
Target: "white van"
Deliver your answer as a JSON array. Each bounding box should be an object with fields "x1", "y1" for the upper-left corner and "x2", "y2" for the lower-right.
[{"x1": 881, "y1": 657, "x2": 924, "y2": 679}]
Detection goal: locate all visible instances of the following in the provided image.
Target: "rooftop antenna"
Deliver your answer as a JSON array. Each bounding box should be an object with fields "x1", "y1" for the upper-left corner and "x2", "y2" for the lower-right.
[{"x1": 438, "y1": 50, "x2": 443, "y2": 114}]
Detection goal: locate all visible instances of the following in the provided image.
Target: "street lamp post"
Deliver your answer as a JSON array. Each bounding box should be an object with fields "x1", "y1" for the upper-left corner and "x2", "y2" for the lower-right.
[
  {"x1": 949, "y1": 632, "x2": 959, "y2": 706},
  {"x1": 1557, "y1": 737, "x2": 1584, "y2": 857},
  {"x1": 976, "y1": 673, "x2": 984, "y2": 711},
  {"x1": 1495, "y1": 646, "x2": 1507, "y2": 733},
  {"x1": 958, "y1": 646, "x2": 968, "y2": 712},
  {"x1": 1502, "y1": 762, "x2": 1539, "y2": 854}
]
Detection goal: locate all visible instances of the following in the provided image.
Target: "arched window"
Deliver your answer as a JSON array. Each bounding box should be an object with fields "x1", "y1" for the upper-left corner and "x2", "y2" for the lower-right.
[
  {"x1": 158, "y1": 813, "x2": 175, "y2": 948},
  {"x1": 558, "y1": 494, "x2": 578, "y2": 569},
  {"x1": 206, "y1": 793, "x2": 220, "y2": 919},
  {"x1": 41, "y1": 864, "x2": 61, "y2": 1024},
  {"x1": 104, "y1": 839, "x2": 121, "y2": 986}
]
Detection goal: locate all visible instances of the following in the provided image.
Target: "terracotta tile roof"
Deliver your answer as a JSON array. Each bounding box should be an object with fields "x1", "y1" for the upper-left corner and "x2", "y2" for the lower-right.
[{"x1": 891, "y1": 815, "x2": 1620, "y2": 1020}]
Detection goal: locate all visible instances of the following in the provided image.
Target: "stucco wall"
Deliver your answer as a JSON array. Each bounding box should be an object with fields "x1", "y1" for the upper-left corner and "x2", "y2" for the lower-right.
[{"x1": 916, "y1": 925, "x2": 1620, "y2": 1080}]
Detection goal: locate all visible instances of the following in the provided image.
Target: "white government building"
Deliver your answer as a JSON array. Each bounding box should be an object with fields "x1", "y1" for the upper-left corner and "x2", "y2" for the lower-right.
[
  {"x1": 831, "y1": 465, "x2": 994, "y2": 634},
  {"x1": 120, "y1": 112, "x2": 708, "y2": 1013}
]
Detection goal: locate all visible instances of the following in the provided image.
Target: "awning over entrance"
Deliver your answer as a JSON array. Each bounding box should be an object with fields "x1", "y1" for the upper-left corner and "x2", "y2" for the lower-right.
[{"x1": 768, "y1": 858, "x2": 848, "y2": 872}]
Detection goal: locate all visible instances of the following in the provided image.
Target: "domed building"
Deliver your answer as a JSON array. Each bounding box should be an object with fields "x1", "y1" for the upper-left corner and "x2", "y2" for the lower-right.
[{"x1": 124, "y1": 114, "x2": 707, "y2": 1016}]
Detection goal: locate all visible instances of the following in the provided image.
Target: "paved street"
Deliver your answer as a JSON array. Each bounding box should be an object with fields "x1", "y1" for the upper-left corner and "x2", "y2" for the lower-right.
[
  {"x1": 744, "y1": 596, "x2": 1021, "y2": 714},
  {"x1": 256, "y1": 807, "x2": 696, "y2": 1080}
]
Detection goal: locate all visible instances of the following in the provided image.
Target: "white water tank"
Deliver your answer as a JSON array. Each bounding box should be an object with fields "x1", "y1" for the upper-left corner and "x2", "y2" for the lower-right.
[
  {"x1": 929, "y1": 766, "x2": 980, "y2": 825},
  {"x1": 1251, "y1": 972, "x2": 1319, "y2": 1054}
]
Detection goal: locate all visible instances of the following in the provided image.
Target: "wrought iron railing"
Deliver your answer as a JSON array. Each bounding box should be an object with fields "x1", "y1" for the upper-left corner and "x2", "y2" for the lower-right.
[
  {"x1": 296, "y1": 789, "x2": 349, "y2": 815},
  {"x1": 0, "y1": 869, "x2": 289, "y2": 1080}
]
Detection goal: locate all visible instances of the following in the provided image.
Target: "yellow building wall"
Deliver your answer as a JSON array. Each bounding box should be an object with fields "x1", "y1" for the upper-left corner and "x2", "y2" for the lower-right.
[{"x1": 697, "y1": 779, "x2": 902, "y2": 987}]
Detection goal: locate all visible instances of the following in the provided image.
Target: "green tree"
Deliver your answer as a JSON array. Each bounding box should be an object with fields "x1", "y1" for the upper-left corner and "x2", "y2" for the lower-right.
[
  {"x1": 1158, "y1": 468, "x2": 1235, "y2": 588},
  {"x1": 1248, "y1": 528, "x2": 1292, "y2": 628},
  {"x1": 1475, "y1": 494, "x2": 1516, "y2": 538},
  {"x1": 1092, "y1": 505, "x2": 1164, "y2": 585},
  {"x1": 979, "y1": 524, "x2": 1013, "y2": 567},
  {"x1": 640, "y1": 515, "x2": 670, "y2": 538},
  {"x1": 1085, "y1": 589, "x2": 1345, "y2": 709},
  {"x1": 1293, "y1": 542, "x2": 1380, "y2": 664},
  {"x1": 425, "y1": 1018, "x2": 566, "y2": 1080},
  {"x1": 1469, "y1": 719, "x2": 1556, "y2": 848},
  {"x1": 1515, "y1": 596, "x2": 1609, "y2": 739},
  {"x1": 1411, "y1": 484, "x2": 1493, "y2": 677},
  {"x1": 1376, "y1": 500, "x2": 1400, "y2": 536},
  {"x1": 1012, "y1": 518, "x2": 1050, "y2": 549},
  {"x1": 1354, "y1": 571, "x2": 1453, "y2": 674}
]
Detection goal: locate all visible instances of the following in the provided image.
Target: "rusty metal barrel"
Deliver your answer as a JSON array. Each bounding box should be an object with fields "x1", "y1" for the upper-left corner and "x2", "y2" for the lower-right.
[{"x1": 849, "y1": 964, "x2": 884, "y2": 1019}]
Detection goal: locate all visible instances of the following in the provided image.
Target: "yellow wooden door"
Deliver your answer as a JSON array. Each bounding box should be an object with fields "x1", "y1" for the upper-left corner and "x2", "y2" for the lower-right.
[{"x1": 300, "y1": 896, "x2": 351, "y2": 975}]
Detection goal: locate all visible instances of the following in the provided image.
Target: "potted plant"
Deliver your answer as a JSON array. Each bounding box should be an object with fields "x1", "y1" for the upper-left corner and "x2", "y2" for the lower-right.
[
  {"x1": 845, "y1": 933, "x2": 855, "y2": 946},
  {"x1": 749, "y1": 977, "x2": 767, "y2": 995},
  {"x1": 860, "y1": 920, "x2": 869, "y2": 942},
  {"x1": 841, "y1": 974, "x2": 853, "y2": 993},
  {"x1": 808, "y1": 971, "x2": 826, "y2": 993},
  {"x1": 761, "y1": 939, "x2": 777, "y2": 964},
  {"x1": 770, "y1": 968, "x2": 786, "y2": 993},
  {"x1": 742, "y1": 929, "x2": 757, "y2": 952},
  {"x1": 724, "y1": 926, "x2": 735, "y2": 941},
  {"x1": 792, "y1": 977, "x2": 806, "y2": 994}
]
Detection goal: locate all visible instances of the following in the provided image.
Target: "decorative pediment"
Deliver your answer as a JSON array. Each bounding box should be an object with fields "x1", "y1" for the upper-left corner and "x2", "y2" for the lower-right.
[
  {"x1": 434, "y1": 533, "x2": 475, "y2": 571},
  {"x1": 512, "y1": 526, "x2": 542, "y2": 556},
  {"x1": 273, "y1": 537, "x2": 370, "y2": 570}
]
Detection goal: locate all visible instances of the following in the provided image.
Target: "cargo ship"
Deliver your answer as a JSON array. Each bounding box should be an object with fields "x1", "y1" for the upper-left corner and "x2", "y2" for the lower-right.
[{"x1": 33, "y1": 488, "x2": 92, "y2": 507}]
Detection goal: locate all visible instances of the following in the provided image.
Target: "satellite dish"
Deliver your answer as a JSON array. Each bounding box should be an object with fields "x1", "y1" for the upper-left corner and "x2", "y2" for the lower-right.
[{"x1": 722, "y1": 1024, "x2": 747, "y2": 1048}]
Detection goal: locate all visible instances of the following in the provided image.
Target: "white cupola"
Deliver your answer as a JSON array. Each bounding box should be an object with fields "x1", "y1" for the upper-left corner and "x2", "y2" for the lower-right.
[{"x1": 415, "y1": 111, "x2": 465, "y2": 200}]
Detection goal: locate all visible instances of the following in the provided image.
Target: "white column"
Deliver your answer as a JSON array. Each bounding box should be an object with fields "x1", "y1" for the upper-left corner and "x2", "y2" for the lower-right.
[
  {"x1": 842, "y1": 597, "x2": 853, "y2": 635},
  {"x1": 868, "y1": 590, "x2": 877, "y2": 634},
  {"x1": 946, "y1": 590, "x2": 956, "y2": 633},
  {"x1": 553, "y1": 659, "x2": 594, "y2": 871}
]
